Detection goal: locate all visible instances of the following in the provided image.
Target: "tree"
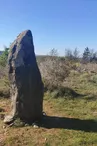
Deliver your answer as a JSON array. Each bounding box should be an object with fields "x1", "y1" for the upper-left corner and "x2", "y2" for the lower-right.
[
  {"x1": 90, "y1": 49, "x2": 97, "y2": 62},
  {"x1": 65, "y1": 48, "x2": 73, "y2": 60},
  {"x1": 49, "y1": 48, "x2": 58, "y2": 56},
  {"x1": 73, "y1": 48, "x2": 79, "y2": 60},
  {"x1": 0, "y1": 47, "x2": 9, "y2": 66},
  {"x1": 65, "y1": 48, "x2": 79, "y2": 61},
  {"x1": 82, "y1": 47, "x2": 90, "y2": 63}
]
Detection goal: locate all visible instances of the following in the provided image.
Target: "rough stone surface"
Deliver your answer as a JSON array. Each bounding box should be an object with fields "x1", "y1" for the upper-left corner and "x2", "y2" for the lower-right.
[{"x1": 4, "y1": 30, "x2": 44, "y2": 124}]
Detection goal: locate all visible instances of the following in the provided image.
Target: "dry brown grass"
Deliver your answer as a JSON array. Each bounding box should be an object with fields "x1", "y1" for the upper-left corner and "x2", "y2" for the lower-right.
[{"x1": 76, "y1": 63, "x2": 97, "y2": 73}]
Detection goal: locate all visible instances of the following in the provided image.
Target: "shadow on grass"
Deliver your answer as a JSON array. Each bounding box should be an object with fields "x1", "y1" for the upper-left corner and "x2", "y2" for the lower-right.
[
  {"x1": 0, "y1": 107, "x2": 4, "y2": 112},
  {"x1": 45, "y1": 86, "x2": 85, "y2": 99},
  {"x1": 39, "y1": 116, "x2": 97, "y2": 132},
  {"x1": 84, "y1": 94, "x2": 97, "y2": 101}
]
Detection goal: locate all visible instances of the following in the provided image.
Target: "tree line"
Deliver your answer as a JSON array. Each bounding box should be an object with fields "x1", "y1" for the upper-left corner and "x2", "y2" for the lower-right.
[
  {"x1": 64, "y1": 47, "x2": 97, "y2": 63},
  {"x1": 0, "y1": 47, "x2": 97, "y2": 67}
]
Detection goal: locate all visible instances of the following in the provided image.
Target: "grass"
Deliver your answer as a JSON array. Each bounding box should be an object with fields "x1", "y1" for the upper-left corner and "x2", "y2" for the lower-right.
[{"x1": 1, "y1": 69, "x2": 97, "y2": 145}]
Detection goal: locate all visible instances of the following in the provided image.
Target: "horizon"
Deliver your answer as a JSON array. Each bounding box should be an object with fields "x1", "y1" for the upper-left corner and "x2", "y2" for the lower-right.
[{"x1": 0, "y1": 0, "x2": 97, "y2": 55}]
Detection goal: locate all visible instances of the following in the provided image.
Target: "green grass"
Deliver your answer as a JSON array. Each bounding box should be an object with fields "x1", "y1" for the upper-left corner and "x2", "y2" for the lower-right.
[{"x1": 1, "y1": 70, "x2": 97, "y2": 146}]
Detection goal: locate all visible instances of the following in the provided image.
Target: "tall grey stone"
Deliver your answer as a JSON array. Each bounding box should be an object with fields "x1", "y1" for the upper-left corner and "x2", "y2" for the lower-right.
[{"x1": 4, "y1": 30, "x2": 44, "y2": 124}]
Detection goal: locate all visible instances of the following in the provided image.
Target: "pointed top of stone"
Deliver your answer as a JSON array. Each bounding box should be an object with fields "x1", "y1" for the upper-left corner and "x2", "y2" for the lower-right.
[
  {"x1": 17, "y1": 30, "x2": 32, "y2": 38},
  {"x1": 10, "y1": 30, "x2": 33, "y2": 49}
]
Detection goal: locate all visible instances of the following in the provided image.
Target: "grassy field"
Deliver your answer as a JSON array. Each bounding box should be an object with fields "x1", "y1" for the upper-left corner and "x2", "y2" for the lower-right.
[{"x1": 0, "y1": 69, "x2": 97, "y2": 146}]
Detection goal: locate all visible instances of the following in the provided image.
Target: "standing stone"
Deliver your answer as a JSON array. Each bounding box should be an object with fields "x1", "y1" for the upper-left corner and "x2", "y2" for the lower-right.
[{"x1": 4, "y1": 30, "x2": 44, "y2": 124}]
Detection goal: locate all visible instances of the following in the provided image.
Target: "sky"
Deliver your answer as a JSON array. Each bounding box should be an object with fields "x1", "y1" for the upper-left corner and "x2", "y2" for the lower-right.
[{"x1": 0, "y1": 0, "x2": 97, "y2": 55}]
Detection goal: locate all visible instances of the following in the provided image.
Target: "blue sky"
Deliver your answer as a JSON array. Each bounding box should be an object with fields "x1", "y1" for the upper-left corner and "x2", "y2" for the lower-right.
[{"x1": 0, "y1": 0, "x2": 97, "y2": 55}]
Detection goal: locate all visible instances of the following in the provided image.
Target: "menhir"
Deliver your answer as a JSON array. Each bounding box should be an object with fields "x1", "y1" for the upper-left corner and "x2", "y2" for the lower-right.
[{"x1": 4, "y1": 30, "x2": 44, "y2": 124}]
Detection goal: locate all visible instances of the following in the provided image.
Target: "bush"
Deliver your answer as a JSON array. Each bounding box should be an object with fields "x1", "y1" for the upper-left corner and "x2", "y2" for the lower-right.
[
  {"x1": 0, "y1": 77, "x2": 10, "y2": 98},
  {"x1": 39, "y1": 55, "x2": 70, "y2": 90}
]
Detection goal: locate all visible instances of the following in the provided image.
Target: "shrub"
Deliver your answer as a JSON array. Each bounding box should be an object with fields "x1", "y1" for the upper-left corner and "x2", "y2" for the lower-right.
[
  {"x1": 39, "y1": 55, "x2": 70, "y2": 90},
  {"x1": 0, "y1": 77, "x2": 10, "y2": 98}
]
